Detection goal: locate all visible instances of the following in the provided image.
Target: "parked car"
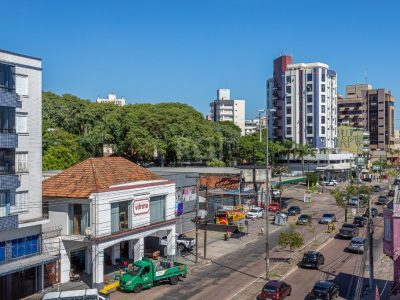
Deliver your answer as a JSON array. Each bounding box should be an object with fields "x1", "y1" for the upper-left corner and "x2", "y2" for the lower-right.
[
  {"x1": 319, "y1": 213, "x2": 336, "y2": 224},
  {"x1": 296, "y1": 214, "x2": 312, "y2": 225},
  {"x1": 300, "y1": 251, "x2": 325, "y2": 269},
  {"x1": 353, "y1": 216, "x2": 366, "y2": 227},
  {"x1": 162, "y1": 233, "x2": 195, "y2": 253},
  {"x1": 378, "y1": 195, "x2": 389, "y2": 205},
  {"x1": 348, "y1": 196, "x2": 359, "y2": 207},
  {"x1": 272, "y1": 189, "x2": 281, "y2": 196},
  {"x1": 338, "y1": 223, "x2": 359, "y2": 239},
  {"x1": 373, "y1": 185, "x2": 381, "y2": 192},
  {"x1": 287, "y1": 206, "x2": 301, "y2": 216},
  {"x1": 352, "y1": 178, "x2": 363, "y2": 185},
  {"x1": 346, "y1": 237, "x2": 366, "y2": 254},
  {"x1": 256, "y1": 280, "x2": 292, "y2": 300},
  {"x1": 268, "y1": 202, "x2": 282, "y2": 212},
  {"x1": 276, "y1": 211, "x2": 288, "y2": 218},
  {"x1": 308, "y1": 281, "x2": 340, "y2": 300},
  {"x1": 324, "y1": 180, "x2": 337, "y2": 186},
  {"x1": 393, "y1": 179, "x2": 400, "y2": 186},
  {"x1": 247, "y1": 207, "x2": 264, "y2": 219},
  {"x1": 388, "y1": 190, "x2": 395, "y2": 197},
  {"x1": 362, "y1": 177, "x2": 372, "y2": 182},
  {"x1": 280, "y1": 200, "x2": 288, "y2": 209},
  {"x1": 363, "y1": 207, "x2": 378, "y2": 218}
]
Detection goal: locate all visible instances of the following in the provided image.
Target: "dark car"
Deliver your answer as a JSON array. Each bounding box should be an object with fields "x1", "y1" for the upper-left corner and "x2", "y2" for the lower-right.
[
  {"x1": 363, "y1": 207, "x2": 378, "y2": 218},
  {"x1": 373, "y1": 185, "x2": 381, "y2": 192},
  {"x1": 362, "y1": 177, "x2": 372, "y2": 182},
  {"x1": 301, "y1": 251, "x2": 325, "y2": 269},
  {"x1": 256, "y1": 280, "x2": 292, "y2": 300},
  {"x1": 353, "y1": 216, "x2": 366, "y2": 227},
  {"x1": 393, "y1": 179, "x2": 400, "y2": 186},
  {"x1": 287, "y1": 206, "x2": 301, "y2": 216},
  {"x1": 388, "y1": 190, "x2": 395, "y2": 197},
  {"x1": 296, "y1": 214, "x2": 312, "y2": 225},
  {"x1": 338, "y1": 223, "x2": 359, "y2": 239},
  {"x1": 280, "y1": 200, "x2": 289, "y2": 209},
  {"x1": 378, "y1": 195, "x2": 389, "y2": 205},
  {"x1": 308, "y1": 281, "x2": 339, "y2": 300}
]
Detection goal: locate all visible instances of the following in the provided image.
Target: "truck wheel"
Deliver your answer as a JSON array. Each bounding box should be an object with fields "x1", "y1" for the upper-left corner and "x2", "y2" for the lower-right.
[
  {"x1": 169, "y1": 276, "x2": 178, "y2": 285},
  {"x1": 134, "y1": 284, "x2": 142, "y2": 293}
]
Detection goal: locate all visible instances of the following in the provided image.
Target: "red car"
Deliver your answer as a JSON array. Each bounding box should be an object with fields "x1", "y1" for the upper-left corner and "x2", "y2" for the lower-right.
[
  {"x1": 268, "y1": 202, "x2": 282, "y2": 212},
  {"x1": 257, "y1": 280, "x2": 292, "y2": 300}
]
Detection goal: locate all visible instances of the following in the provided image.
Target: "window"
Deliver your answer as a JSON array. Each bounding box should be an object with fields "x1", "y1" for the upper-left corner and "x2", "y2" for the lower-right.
[
  {"x1": 0, "y1": 63, "x2": 15, "y2": 92},
  {"x1": 16, "y1": 153, "x2": 28, "y2": 173},
  {"x1": 321, "y1": 126, "x2": 326, "y2": 134},
  {"x1": 307, "y1": 105, "x2": 313, "y2": 114},
  {"x1": 321, "y1": 105, "x2": 326, "y2": 114},
  {"x1": 0, "y1": 149, "x2": 15, "y2": 175},
  {"x1": 286, "y1": 76, "x2": 291, "y2": 84},
  {"x1": 307, "y1": 116, "x2": 313, "y2": 124},
  {"x1": 321, "y1": 72, "x2": 326, "y2": 82},
  {"x1": 69, "y1": 204, "x2": 90, "y2": 235},
  {"x1": 286, "y1": 96, "x2": 291, "y2": 104},
  {"x1": 111, "y1": 201, "x2": 131, "y2": 233},
  {"x1": 16, "y1": 113, "x2": 28, "y2": 133},
  {"x1": 0, "y1": 107, "x2": 16, "y2": 133},
  {"x1": 286, "y1": 107, "x2": 291, "y2": 115},
  {"x1": 150, "y1": 195, "x2": 166, "y2": 223},
  {"x1": 15, "y1": 192, "x2": 28, "y2": 212},
  {"x1": 306, "y1": 84, "x2": 312, "y2": 92},
  {"x1": 384, "y1": 218, "x2": 392, "y2": 241},
  {"x1": 307, "y1": 73, "x2": 312, "y2": 82},
  {"x1": 307, "y1": 95, "x2": 312, "y2": 103},
  {"x1": 11, "y1": 235, "x2": 39, "y2": 259},
  {"x1": 321, "y1": 95, "x2": 325, "y2": 103},
  {"x1": 286, "y1": 117, "x2": 292, "y2": 124},
  {"x1": 0, "y1": 242, "x2": 4, "y2": 262},
  {"x1": 321, "y1": 116, "x2": 326, "y2": 124},
  {"x1": 321, "y1": 84, "x2": 326, "y2": 92},
  {"x1": 286, "y1": 85, "x2": 291, "y2": 94},
  {"x1": 15, "y1": 75, "x2": 28, "y2": 96},
  {"x1": 286, "y1": 127, "x2": 292, "y2": 135},
  {"x1": 307, "y1": 126, "x2": 313, "y2": 134}
]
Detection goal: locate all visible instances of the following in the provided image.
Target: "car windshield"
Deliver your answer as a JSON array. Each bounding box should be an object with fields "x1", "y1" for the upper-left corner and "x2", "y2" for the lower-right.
[
  {"x1": 355, "y1": 217, "x2": 363, "y2": 221},
  {"x1": 351, "y1": 197, "x2": 358, "y2": 201},
  {"x1": 300, "y1": 215, "x2": 308, "y2": 218},
  {"x1": 322, "y1": 214, "x2": 332, "y2": 218},
  {"x1": 342, "y1": 224, "x2": 354, "y2": 229},
  {"x1": 263, "y1": 285, "x2": 277, "y2": 293},
  {"x1": 127, "y1": 265, "x2": 142, "y2": 276},
  {"x1": 250, "y1": 209, "x2": 259, "y2": 213},
  {"x1": 352, "y1": 240, "x2": 364, "y2": 245},
  {"x1": 314, "y1": 287, "x2": 329, "y2": 293},
  {"x1": 289, "y1": 206, "x2": 298, "y2": 210},
  {"x1": 304, "y1": 253, "x2": 316, "y2": 259}
]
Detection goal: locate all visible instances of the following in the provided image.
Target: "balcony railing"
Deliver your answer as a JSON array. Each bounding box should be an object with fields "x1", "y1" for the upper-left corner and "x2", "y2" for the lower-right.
[{"x1": 0, "y1": 91, "x2": 22, "y2": 108}]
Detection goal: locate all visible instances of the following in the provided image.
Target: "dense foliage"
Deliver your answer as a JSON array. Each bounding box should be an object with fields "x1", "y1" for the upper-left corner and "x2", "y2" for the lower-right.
[{"x1": 42, "y1": 92, "x2": 242, "y2": 170}]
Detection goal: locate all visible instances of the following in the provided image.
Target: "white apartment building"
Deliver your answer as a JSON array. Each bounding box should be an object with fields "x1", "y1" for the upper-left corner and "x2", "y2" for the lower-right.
[
  {"x1": 209, "y1": 89, "x2": 246, "y2": 135},
  {"x1": 0, "y1": 50, "x2": 53, "y2": 299},
  {"x1": 283, "y1": 63, "x2": 338, "y2": 148},
  {"x1": 43, "y1": 157, "x2": 176, "y2": 288},
  {"x1": 96, "y1": 93, "x2": 126, "y2": 106}
]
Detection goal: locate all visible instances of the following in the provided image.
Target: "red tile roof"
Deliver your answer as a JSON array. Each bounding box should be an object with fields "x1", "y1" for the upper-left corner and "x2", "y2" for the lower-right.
[{"x1": 43, "y1": 157, "x2": 165, "y2": 199}]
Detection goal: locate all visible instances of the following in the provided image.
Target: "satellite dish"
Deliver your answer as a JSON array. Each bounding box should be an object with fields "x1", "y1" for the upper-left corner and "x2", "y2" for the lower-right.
[{"x1": 85, "y1": 227, "x2": 93, "y2": 237}]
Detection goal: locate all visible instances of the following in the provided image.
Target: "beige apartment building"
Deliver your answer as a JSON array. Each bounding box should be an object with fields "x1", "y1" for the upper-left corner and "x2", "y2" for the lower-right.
[{"x1": 338, "y1": 84, "x2": 395, "y2": 150}]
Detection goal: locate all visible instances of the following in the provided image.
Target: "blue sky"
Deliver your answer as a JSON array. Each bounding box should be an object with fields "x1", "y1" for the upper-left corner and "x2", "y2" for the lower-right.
[{"x1": 3, "y1": 0, "x2": 400, "y2": 124}]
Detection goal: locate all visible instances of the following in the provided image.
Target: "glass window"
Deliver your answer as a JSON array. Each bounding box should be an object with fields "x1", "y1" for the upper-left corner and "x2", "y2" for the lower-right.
[
  {"x1": 0, "y1": 107, "x2": 16, "y2": 133},
  {"x1": 307, "y1": 105, "x2": 313, "y2": 114},
  {"x1": 307, "y1": 126, "x2": 313, "y2": 134},
  {"x1": 307, "y1": 95, "x2": 312, "y2": 103},
  {"x1": 286, "y1": 96, "x2": 291, "y2": 104},
  {"x1": 11, "y1": 235, "x2": 39, "y2": 259},
  {"x1": 307, "y1": 116, "x2": 313, "y2": 124},
  {"x1": 321, "y1": 126, "x2": 326, "y2": 134},
  {"x1": 0, "y1": 149, "x2": 15, "y2": 175},
  {"x1": 16, "y1": 114, "x2": 27, "y2": 134},
  {"x1": 307, "y1": 84, "x2": 312, "y2": 92},
  {"x1": 321, "y1": 72, "x2": 326, "y2": 82},
  {"x1": 286, "y1": 117, "x2": 292, "y2": 124},
  {"x1": 0, "y1": 63, "x2": 16, "y2": 92},
  {"x1": 321, "y1": 116, "x2": 326, "y2": 124},
  {"x1": 70, "y1": 204, "x2": 90, "y2": 235},
  {"x1": 14, "y1": 192, "x2": 28, "y2": 212},
  {"x1": 286, "y1": 76, "x2": 291, "y2": 84},
  {"x1": 321, "y1": 84, "x2": 326, "y2": 92},
  {"x1": 286, "y1": 107, "x2": 291, "y2": 115},
  {"x1": 16, "y1": 152, "x2": 28, "y2": 173},
  {"x1": 307, "y1": 73, "x2": 312, "y2": 82},
  {"x1": 321, "y1": 105, "x2": 326, "y2": 114},
  {"x1": 286, "y1": 85, "x2": 291, "y2": 94},
  {"x1": 286, "y1": 127, "x2": 292, "y2": 135},
  {"x1": 150, "y1": 195, "x2": 166, "y2": 223},
  {"x1": 321, "y1": 95, "x2": 326, "y2": 103},
  {"x1": 0, "y1": 241, "x2": 5, "y2": 262}
]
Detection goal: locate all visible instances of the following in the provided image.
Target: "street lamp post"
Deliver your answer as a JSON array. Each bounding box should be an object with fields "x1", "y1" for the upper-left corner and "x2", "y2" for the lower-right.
[
  {"x1": 265, "y1": 108, "x2": 275, "y2": 279},
  {"x1": 258, "y1": 109, "x2": 265, "y2": 143}
]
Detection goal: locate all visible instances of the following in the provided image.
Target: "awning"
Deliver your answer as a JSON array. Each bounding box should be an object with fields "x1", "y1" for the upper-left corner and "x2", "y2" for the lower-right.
[
  {"x1": 0, "y1": 253, "x2": 58, "y2": 276},
  {"x1": 316, "y1": 163, "x2": 351, "y2": 171},
  {"x1": 271, "y1": 177, "x2": 306, "y2": 186}
]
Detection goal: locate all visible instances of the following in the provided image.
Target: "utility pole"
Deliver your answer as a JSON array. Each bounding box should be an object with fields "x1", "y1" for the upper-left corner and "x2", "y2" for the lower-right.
[
  {"x1": 368, "y1": 191, "x2": 374, "y2": 290},
  {"x1": 204, "y1": 183, "x2": 208, "y2": 260}
]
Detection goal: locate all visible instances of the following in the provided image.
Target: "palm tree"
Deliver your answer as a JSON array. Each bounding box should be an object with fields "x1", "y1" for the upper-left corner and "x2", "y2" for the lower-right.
[
  {"x1": 296, "y1": 144, "x2": 315, "y2": 175},
  {"x1": 282, "y1": 139, "x2": 294, "y2": 170}
]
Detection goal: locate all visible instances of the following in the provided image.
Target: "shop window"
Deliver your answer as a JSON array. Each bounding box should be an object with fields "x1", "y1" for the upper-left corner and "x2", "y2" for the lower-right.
[{"x1": 11, "y1": 235, "x2": 39, "y2": 259}]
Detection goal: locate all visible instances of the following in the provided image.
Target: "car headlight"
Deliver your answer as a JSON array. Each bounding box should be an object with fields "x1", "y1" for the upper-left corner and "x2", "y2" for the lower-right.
[{"x1": 125, "y1": 280, "x2": 132, "y2": 285}]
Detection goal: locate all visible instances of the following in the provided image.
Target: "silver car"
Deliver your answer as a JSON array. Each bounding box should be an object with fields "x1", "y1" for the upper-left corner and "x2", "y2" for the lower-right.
[
  {"x1": 346, "y1": 237, "x2": 366, "y2": 254},
  {"x1": 319, "y1": 213, "x2": 336, "y2": 224}
]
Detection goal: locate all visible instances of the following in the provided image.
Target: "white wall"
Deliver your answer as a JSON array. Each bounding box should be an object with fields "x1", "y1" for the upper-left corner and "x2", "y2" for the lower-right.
[
  {"x1": 43, "y1": 202, "x2": 69, "y2": 235},
  {"x1": 233, "y1": 100, "x2": 246, "y2": 136}
]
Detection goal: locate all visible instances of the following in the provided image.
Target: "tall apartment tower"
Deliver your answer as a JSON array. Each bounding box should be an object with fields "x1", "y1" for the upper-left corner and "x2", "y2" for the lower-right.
[
  {"x1": 338, "y1": 83, "x2": 395, "y2": 150},
  {"x1": 209, "y1": 89, "x2": 246, "y2": 135},
  {"x1": 267, "y1": 56, "x2": 338, "y2": 148},
  {"x1": 0, "y1": 50, "x2": 51, "y2": 299}
]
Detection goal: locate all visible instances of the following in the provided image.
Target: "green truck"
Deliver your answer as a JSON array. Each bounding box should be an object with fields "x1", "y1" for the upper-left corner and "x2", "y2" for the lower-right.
[{"x1": 119, "y1": 258, "x2": 188, "y2": 293}]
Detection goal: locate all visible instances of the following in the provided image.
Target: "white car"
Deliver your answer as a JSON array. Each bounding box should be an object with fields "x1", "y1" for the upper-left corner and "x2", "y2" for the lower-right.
[
  {"x1": 272, "y1": 189, "x2": 281, "y2": 196},
  {"x1": 324, "y1": 180, "x2": 337, "y2": 186},
  {"x1": 247, "y1": 207, "x2": 264, "y2": 219}
]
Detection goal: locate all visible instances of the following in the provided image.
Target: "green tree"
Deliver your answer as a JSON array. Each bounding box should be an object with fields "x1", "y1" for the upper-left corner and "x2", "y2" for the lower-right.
[
  {"x1": 282, "y1": 139, "x2": 294, "y2": 169},
  {"x1": 43, "y1": 146, "x2": 80, "y2": 170},
  {"x1": 278, "y1": 231, "x2": 304, "y2": 259},
  {"x1": 296, "y1": 144, "x2": 316, "y2": 175}
]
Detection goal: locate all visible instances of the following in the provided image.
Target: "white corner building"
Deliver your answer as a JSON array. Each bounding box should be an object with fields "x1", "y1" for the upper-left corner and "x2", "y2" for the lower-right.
[{"x1": 96, "y1": 93, "x2": 126, "y2": 106}]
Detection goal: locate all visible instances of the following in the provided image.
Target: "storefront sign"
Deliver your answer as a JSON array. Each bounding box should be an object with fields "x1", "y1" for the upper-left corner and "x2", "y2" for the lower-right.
[{"x1": 133, "y1": 199, "x2": 150, "y2": 215}]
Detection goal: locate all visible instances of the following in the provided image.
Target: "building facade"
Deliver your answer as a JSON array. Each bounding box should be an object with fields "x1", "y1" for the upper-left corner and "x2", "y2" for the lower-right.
[
  {"x1": 337, "y1": 125, "x2": 370, "y2": 154},
  {"x1": 267, "y1": 56, "x2": 338, "y2": 148},
  {"x1": 96, "y1": 93, "x2": 126, "y2": 106},
  {"x1": 209, "y1": 89, "x2": 246, "y2": 135},
  {"x1": 43, "y1": 157, "x2": 176, "y2": 288},
  {"x1": 338, "y1": 84, "x2": 395, "y2": 150},
  {"x1": 0, "y1": 50, "x2": 53, "y2": 299}
]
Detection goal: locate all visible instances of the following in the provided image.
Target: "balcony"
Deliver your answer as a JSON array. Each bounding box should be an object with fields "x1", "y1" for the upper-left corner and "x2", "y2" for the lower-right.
[
  {"x1": 0, "y1": 133, "x2": 17, "y2": 149},
  {"x1": 0, "y1": 92, "x2": 22, "y2": 108}
]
